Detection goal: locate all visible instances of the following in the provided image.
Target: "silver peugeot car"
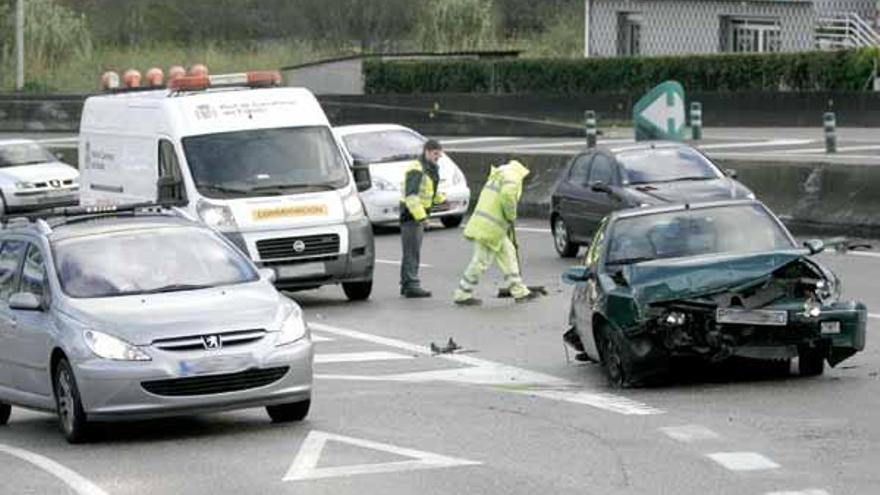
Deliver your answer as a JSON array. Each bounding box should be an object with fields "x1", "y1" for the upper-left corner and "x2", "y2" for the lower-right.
[{"x1": 0, "y1": 205, "x2": 313, "y2": 442}]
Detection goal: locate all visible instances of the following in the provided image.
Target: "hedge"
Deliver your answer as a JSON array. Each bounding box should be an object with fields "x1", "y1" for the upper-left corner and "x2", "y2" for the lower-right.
[{"x1": 364, "y1": 49, "x2": 879, "y2": 94}]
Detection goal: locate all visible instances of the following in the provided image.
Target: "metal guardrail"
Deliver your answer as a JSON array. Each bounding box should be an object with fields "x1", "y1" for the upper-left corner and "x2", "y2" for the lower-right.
[{"x1": 817, "y1": 12, "x2": 880, "y2": 50}]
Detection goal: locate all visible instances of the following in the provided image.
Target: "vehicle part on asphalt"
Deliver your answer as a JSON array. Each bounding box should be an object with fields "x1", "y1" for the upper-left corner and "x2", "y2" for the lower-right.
[{"x1": 430, "y1": 338, "x2": 462, "y2": 355}]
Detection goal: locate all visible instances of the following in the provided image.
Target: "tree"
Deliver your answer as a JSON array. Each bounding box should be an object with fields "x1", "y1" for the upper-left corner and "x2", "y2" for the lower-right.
[{"x1": 418, "y1": 0, "x2": 497, "y2": 51}]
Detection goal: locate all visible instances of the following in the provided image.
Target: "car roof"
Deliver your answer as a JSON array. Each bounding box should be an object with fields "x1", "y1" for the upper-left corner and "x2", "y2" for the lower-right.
[
  {"x1": 592, "y1": 140, "x2": 692, "y2": 155},
  {"x1": 610, "y1": 199, "x2": 767, "y2": 221},
  {"x1": 334, "y1": 124, "x2": 418, "y2": 136},
  {"x1": 46, "y1": 215, "x2": 201, "y2": 242}
]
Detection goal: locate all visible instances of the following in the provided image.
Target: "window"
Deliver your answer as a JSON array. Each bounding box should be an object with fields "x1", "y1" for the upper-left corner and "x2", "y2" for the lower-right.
[
  {"x1": 618, "y1": 147, "x2": 722, "y2": 184},
  {"x1": 20, "y1": 244, "x2": 48, "y2": 304},
  {"x1": 722, "y1": 17, "x2": 781, "y2": 53},
  {"x1": 588, "y1": 154, "x2": 615, "y2": 186},
  {"x1": 342, "y1": 130, "x2": 425, "y2": 163},
  {"x1": 617, "y1": 12, "x2": 642, "y2": 56},
  {"x1": 567, "y1": 154, "x2": 593, "y2": 185},
  {"x1": 0, "y1": 240, "x2": 26, "y2": 302},
  {"x1": 585, "y1": 218, "x2": 608, "y2": 270},
  {"x1": 158, "y1": 139, "x2": 186, "y2": 203}
]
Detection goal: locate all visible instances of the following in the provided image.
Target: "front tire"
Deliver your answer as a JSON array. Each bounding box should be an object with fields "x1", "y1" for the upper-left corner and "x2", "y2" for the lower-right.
[
  {"x1": 552, "y1": 216, "x2": 578, "y2": 258},
  {"x1": 798, "y1": 346, "x2": 825, "y2": 377},
  {"x1": 343, "y1": 281, "x2": 372, "y2": 301},
  {"x1": 267, "y1": 399, "x2": 311, "y2": 423},
  {"x1": 0, "y1": 402, "x2": 10, "y2": 425},
  {"x1": 53, "y1": 358, "x2": 90, "y2": 443},
  {"x1": 596, "y1": 323, "x2": 633, "y2": 388},
  {"x1": 441, "y1": 215, "x2": 464, "y2": 229}
]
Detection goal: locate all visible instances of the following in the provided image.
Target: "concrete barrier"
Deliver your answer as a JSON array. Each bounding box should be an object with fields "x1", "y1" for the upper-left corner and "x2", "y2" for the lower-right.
[{"x1": 450, "y1": 150, "x2": 880, "y2": 239}]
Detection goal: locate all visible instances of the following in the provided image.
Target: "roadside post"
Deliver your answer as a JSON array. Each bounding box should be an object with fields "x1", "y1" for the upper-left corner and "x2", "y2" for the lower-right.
[
  {"x1": 824, "y1": 112, "x2": 837, "y2": 154},
  {"x1": 633, "y1": 81, "x2": 686, "y2": 142},
  {"x1": 690, "y1": 102, "x2": 703, "y2": 141},
  {"x1": 585, "y1": 110, "x2": 597, "y2": 148}
]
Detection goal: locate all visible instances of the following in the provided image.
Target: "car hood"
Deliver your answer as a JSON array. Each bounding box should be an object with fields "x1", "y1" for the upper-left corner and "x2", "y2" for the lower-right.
[
  {"x1": 624, "y1": 178, "x2": 749, "y2": 205},
  {"x1": 0, "y1": 162, "x2": 78, "y2": 184},
  {"x1": 61, "y1": 282, "x2": 289, "y2": 346},
  {"x1": 621, "y1": 250, "x2": 807, "y2": 306}
]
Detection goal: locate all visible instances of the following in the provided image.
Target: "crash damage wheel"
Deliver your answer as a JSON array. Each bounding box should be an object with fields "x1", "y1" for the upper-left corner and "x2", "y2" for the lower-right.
[
  {"x1": 267, "y1": 399, "x2": 311, "y2": 423},
  {"x1": 596, "y1": 324, "x2": 631, "y2": 388},
  {"x1": 552, "y1": 216, "x2": 578, "y2": 258},
  {"x1": 54, "y1": 358, "x2": 90, "y2": 443},
  {"x1": 798, "y1": 346, "x2": 825, "y2": 377},
  {"x1": 441, "y1": 215, "x2": 464, "y2": 229},
  {"x1": 0, "y1": 402, "x2": 10, "y2": 425},
  {"x1": 343, "y1": 281, "x2": 372, "y2": 301}
]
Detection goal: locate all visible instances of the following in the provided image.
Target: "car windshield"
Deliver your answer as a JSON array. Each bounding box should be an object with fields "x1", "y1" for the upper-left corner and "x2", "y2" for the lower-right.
[
  {"x1": 342, "y1": 129, "x2": 425, "y2": 163},
  {"x1": 605, "y1": 204, "x2": 795, "y2": 266},
  {"x1": 0, "y1": 142, "x2": 55, "y2": 168},
  {"x1": 183, "y1": 126, "x2": 349, "y2": 199},
  {"x1": 618, "y1": 147, "x2": 722, "y2": 185},
  {"x1": 54, "y1": 227, "x2": 258, "y2": 298}
]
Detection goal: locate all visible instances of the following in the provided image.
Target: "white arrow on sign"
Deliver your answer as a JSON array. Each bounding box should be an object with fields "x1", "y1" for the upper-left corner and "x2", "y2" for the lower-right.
[
  {"x1": 641, "y1": 90, "x2": 684, "y2": 134},
  {"x1": 283, "y1": 431, "x2": 481, "y2": 481}
]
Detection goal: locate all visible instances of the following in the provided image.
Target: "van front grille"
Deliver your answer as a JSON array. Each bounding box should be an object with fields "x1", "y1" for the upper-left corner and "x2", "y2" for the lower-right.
[{"x1": 256, "y1": 234, "x2": 340, "y2": 261}]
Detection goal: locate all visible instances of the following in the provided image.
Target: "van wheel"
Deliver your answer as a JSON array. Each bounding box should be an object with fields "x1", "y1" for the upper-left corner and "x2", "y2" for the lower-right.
[
  {"x1": 441, "y1": 215, "x2": 463, "y2": 229},
  {"x1": 267, "y1": 399, "x2": 310, "y2": 423},
  {"x1": 53, "y1": 358, "x2": 90, "y2": 443},
  {"x1": 0, "y1": 402, "x2": 10, "y2": 425},
  {"x1": 343, "y1": 281, "x2": 372, "y2": 301},
  {"x1": 552, "y1": 216, "x2": 578, "y2": 258}
]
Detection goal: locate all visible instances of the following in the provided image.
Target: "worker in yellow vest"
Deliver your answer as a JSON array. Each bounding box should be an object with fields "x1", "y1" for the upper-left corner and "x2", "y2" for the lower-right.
[{"x1": 453, "y1": 160, "x2": 539, "y2": 305}]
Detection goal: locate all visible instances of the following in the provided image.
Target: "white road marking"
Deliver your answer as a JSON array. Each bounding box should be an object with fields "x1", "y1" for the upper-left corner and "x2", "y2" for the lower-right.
[
  {"x1": 516, "y1": 227, "x2": 552, "y2": 234},
  {"x1": 707, "y1": 452, "x2": 780, "y2": 471},
  {"x1": 310, "y1": 333, "x2": 334, "y2": 343},
  {"x1": 850, "y1": 251, "x2": 880, "y2": 259},
  {"x1": 375, "y1": 259, "x2": 434, "y2": 268},
  {"x1": 0, "y1": 444, "x2": 109, "y2": 495},
  {"x1": 283, "y1": 430, "x2": 481, "y2": 481},
  {"x1": 774, "y1": 144, "x2": 880, "y2": 154},
  {"x1": 511, "y1": 140, "x2": 591, "y2": 149},
  {"x1": 440, "y1": 137, "x2": 519, "y2": 145},
  {"x1": 766, "y1": 490, "x2": 830, "y2": 495},
  {"x1": 869, "y1": 313, "x2": 880, "y2": 320},
  {"x1": 309, "y1": 322, "x2": 663, "y2": 416},
  {"x1": 697, "y1": 139, "x2": 815, "y2": 150},
  {"x1": 659, "y1": 425, "x2": 722, "y2": 443},
  {"x1": 315, "y1": 351, "x2": 415, "y2": 364}
]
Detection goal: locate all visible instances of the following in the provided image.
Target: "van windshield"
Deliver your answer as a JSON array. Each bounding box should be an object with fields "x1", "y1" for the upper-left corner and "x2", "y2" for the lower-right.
[{"x1": 183, "y1": 126, "x2": 350, "y2": 198}]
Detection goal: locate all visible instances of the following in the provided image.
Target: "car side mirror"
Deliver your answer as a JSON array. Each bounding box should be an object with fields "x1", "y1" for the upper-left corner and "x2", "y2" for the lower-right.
[
  {"x1": 351, "y1": 159, "x2": 372, "y2": 193},
  {"x1": 590, "y1": 181, "x2": 612, "y2": 194},
  {"x1": 562, "y1": 266, "x2": 592, "y2": 285},
  {"x1": 724, "y1": 169, "x2": 738, "y2": 179},
  {"x1": 9, "y1": 292, "x2": 42, "y2": 311},
  {"x1": 258, "y1": 267, "x2": 277, "y2": 283},
  {"x1": 157, "y1": 175, "x2": 188, "y2": 206},
  {"x1": 804, "y1": 239, "x2": 825, "y2": 255}
]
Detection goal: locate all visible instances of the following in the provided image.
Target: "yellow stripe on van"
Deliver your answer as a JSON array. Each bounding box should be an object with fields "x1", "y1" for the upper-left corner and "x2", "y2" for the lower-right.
[{"x1": 252, "y1": 204, "x2": 328, "y2": 221}]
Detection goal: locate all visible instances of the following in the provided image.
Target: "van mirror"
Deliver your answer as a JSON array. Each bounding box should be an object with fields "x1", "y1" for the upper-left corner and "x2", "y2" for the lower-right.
[
  {"x1": 351, "y1": 160, "x2": 372, "y2": 193},
  {"x1": 590, "y1": 181, "x2": 612, "y2": 194},
  {"x1": 157, "y1": 175, "x2": 188, "y2": 206},
  {"x1": 9, "y1": 292, "x2": 42, "y2": 311}
]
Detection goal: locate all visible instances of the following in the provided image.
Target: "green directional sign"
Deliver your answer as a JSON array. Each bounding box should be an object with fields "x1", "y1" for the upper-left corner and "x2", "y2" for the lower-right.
[{"x1": 634, "y1": 81, "x2": 686, "y2": 142}]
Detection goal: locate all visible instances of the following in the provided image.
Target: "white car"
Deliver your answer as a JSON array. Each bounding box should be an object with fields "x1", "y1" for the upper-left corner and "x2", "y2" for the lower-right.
[
  {"x1": 334, "y1": 124, "x2": 470, "y2": 228},
  {"x1": 0, "y1": 139, "x2": 79, "y2": 216}
]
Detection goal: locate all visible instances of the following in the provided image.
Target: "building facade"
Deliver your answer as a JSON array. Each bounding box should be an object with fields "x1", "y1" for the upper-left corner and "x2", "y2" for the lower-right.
[{"x1": 587, "y1": 0, "x2": 880, "y2": 57}]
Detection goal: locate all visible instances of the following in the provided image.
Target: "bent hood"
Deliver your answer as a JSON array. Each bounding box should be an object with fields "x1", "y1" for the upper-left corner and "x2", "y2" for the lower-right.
[
  {"x1": 61, "y1": 282, "x2": 289, "y2": 345},
  {"x1": 623, "y1": 250, "x2": 807, "y2": 306},
  {"x1": 625, "y1": 178, "x2": 748, "y2": 205}
]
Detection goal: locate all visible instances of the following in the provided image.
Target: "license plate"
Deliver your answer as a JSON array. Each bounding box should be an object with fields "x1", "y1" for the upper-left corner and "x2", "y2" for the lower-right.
[
  {"x1": 178, "y1": 355, "x2": 250, "y2": 376},
  {"x1": 276, "y1": 262, "x2": 326, "y2": 279},
  {"x1": 821, "y1": 321, "x2": 841, "y2": 335},
  {"x1": 716, "y1": 308, "x2": 788, "y2": 326}
]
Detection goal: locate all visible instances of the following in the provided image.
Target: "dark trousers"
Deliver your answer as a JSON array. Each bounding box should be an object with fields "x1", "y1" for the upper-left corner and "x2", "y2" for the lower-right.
[{"x1": 400, "y1": 220, "x2": 424, "y2": 291}]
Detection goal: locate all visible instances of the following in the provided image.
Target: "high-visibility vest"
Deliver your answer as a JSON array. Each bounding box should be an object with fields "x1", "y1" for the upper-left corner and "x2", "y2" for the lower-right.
[
  {"x1": 463, "y1": 161, "x2": 530, "y2": 251},
  {"x1": 400, "y1": 160, "x2": 444, "y2": 222}
]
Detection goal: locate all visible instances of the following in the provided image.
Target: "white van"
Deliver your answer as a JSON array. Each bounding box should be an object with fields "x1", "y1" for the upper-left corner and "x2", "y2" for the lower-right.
[{"x1": 78, "y1": 72, "x2": 374, "y2": 300}]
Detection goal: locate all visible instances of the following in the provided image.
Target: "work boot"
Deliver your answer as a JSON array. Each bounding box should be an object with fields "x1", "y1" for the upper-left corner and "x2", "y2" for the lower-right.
[
  {"x1": 514, "y1": 291, "x2": 541, "y2": 304},
  {"x1": 454, "y1": 296, "x2": 483, "y2": 307},
  {"x1": 403, "y1": 287, "x2": 432, "y2": 298}
]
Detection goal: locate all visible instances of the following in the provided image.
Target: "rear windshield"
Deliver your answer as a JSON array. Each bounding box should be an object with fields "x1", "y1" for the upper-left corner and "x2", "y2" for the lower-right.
[
  {"x1": 618, "y1": 147, "x2": 722, "y2": 185},
  {"x1": 342, "y1": 129, "x2": 425, "y2": 163},
  {"x1": 0, "y1": 142, "x2": 55, "y2": 168},
  {"x1": 54, "y1": 227, "x2": 257, "y2": 298},
  {"x1": 184, "y1": 126, "x2": 349, "y2": 198}
]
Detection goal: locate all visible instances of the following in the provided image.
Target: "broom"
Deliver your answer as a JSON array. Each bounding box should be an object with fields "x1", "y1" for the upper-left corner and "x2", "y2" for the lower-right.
[{"x1": 496, "y1": 225, "x2": 548, "y2": 298}]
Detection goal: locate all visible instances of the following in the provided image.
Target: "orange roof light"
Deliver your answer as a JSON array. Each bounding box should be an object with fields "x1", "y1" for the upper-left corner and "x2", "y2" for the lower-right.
[
  {"x1": 168, "y1": 69, "x2": 283, "y2": 92},
  {"x1": 189, "y1": 64, "x2": 209, "y2": 77},
  {"x1": 145, "y1": 67, "x2": 164, "y2": 87},
  {"x1": 169, "y1": 74, "x2": 211, "y2": 92},
  {"x1": 247, "y1": 70, "x2": 282, "y2": 87},
  {"x1": 123, "y1": 69, "x2": 142, "y2": 88},
  {"x1": 168, "y1": 65, "x2": 186, "y2": 81},
  {"x1": 100, "y1": 71, "x2": 120, "y2": 90}
]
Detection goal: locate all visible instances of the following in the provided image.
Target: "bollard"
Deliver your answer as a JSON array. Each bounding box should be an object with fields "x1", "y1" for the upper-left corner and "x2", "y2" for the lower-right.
[
  {"x1": 824, "y1": 112, "x2": 837, "y2": 154},
  {"x1": 585, "y1": 110, "x2": 597, "y2": 149},
  {"x1": 690, "y1": 102, "x2": 703, "y2": 141}
]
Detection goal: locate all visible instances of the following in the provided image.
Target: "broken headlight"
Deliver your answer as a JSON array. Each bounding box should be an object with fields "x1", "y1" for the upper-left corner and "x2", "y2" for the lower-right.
[
  {"x1": 663, "y1": 311, "x2": 687, "y2": 326},
  {"x1": 802, "y1": 296, "x2": 822, "y2": 318}
]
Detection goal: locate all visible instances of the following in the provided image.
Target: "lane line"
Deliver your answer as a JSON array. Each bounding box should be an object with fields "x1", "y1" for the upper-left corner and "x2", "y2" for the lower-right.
[
  {"x1": 659, "y1": 425, "x2": 722, "y2": 443},
  {"x1": 315, "y1": 351, "x2": 415, "y2": 364},
  {"x1": 850, "y1": 251, "x2": 880, "y2": 259},
  {"x1": 375, "y1": 259, "x2": 433, "y2": 268},
  {"x1": 309, "y1": 322, "x2": 663, "y2": 416},
  {"x1": 310, "y1": 333, "x2": 334, "y2": 343},
  {"x1": 766, "y1": 490, "x2": 830, "y2": 495},
  {"x1": 0, "y1": 444, "x2": 109, "y2": 495},
  {"x1": 440, "y1": 137, "x2": 519, "y2": 145},
  {"x1": 697, "y1": 139, "x2": 815, "y2": 150},
  {"x1": 774, "y1": 144, "x2": 880, "y2": 154},
  {"x1": 706, "y1": 452, "x2": 780, "y2": 471},
  {"x1": 869, "y1": 314, "x2": 880, "y2": 320}
]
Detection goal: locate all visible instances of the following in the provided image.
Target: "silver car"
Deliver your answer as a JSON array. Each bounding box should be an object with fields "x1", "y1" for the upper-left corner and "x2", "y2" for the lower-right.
[
  {"x1": 0, "y1": 205, "x2": 313, "y2": 443},
  {"x1": 0, "y1": 139, "x2": 79, "y2": 215}
]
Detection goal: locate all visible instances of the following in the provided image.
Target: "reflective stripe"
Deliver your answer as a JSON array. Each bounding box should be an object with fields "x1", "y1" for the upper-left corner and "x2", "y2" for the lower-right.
[
  {"x1": 458, "y1": 281, "x2": 474, "y2": 292},
  {"x1": 473, "y1": 210, "x2": 508, "y2": 230},
  {"x1": 504, "y1": 273, "x2": 522, "y2": 281},
  {"x1": 463, "y1": 274, "x2": 478, "y2": 285},
  {"x1": 483, "y1": 182, "x2": 502, "y2": 193}
]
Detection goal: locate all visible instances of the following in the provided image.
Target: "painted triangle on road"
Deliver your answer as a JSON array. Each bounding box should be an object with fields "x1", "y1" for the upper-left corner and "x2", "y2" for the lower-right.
[{"x1": 283, "y1": 430, "x2": 481, "y2": 481}]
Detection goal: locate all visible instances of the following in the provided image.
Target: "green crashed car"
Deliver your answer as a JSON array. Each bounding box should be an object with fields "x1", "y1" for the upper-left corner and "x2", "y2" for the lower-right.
[{"x1": 562, "y1": 200, "x2": 867, "y2": 387}]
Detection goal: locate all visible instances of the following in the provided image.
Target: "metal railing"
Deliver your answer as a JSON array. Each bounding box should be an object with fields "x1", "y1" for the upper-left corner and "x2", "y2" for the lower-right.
[{"x1": 816, "y1": 12, "x2": 880, "y2": 50}]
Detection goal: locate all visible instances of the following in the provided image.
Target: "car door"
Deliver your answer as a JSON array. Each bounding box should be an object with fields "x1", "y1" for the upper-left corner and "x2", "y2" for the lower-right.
[
  {"x1": 572, "y1": 219, "x2": 608, "y2": 361},
  {"x1": 555, "y1": 153, "x2": 594, "y2": 243},
  {"x1": 8, "y1": 243, "x2": 54, "y2": 397},
  {"x1": 0, "y1": 239, "x2": 26, "y2": 390},
  {"x1": 581, "y1": 152, "x2": 622, "y2": 234}
]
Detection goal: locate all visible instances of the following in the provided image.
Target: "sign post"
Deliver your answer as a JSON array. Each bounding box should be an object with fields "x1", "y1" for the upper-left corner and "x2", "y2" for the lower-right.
[{"x1": 633, "y1": 81, "x2": 686, "y2": 142}]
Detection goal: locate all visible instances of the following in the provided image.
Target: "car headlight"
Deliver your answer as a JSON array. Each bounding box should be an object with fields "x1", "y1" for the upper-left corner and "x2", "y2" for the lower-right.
[
  {"x1": 83, "y1": 330, "x2": 151, "y2": 361},
  {"x1": 276, "y1": 307, "x2": 308, "y2": 346},
  {"x1": 372, "y1": 176, "x2": 398, "y2": 192},
  {"x1": 452, "y1": 170, "x2": 466, "y2": 187},
  {"x1": 197, "y1": 198, "x2": 238, "y2": 230},
  {"x1": 343, "y1": 189, "x2": 365, "y2": 220},
  {"x1": 16, "y1": 181, "x2": 35, "y2": 190}
]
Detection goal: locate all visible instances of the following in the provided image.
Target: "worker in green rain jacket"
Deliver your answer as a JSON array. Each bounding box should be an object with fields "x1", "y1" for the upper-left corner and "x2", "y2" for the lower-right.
[{"x1": 453, "y1": 160, "x2": 540, "y2": 305}]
